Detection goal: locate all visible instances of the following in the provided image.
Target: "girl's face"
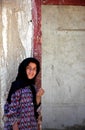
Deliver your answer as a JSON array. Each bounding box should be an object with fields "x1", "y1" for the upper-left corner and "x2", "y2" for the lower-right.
[{"x1": 26, "y1": 62, "x2": 37, "y2": 79}]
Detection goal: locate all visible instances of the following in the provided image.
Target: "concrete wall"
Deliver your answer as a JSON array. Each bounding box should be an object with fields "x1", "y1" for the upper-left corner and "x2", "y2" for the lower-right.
[
  {"x1": 0, "y1": 0, "x2": 33, "y2": 128},
  {"x1": 42, "y1": 5, "x2": 85, "y2": 129}
]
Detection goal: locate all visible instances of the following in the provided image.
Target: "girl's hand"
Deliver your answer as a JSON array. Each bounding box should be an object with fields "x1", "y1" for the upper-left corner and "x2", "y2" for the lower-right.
[
  {"x1": 36, "y1": 88, "x2": 45, "y2": 97},
  {"x1": 36, "y1": 88, "x2": 45, "y2": 104},
  {"x1": 13, "y1": 122, "x2": 19, "y2": 130}
]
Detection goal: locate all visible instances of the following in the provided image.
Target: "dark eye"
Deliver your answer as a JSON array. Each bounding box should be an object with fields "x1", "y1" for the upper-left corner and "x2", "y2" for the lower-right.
[{"x1": 26, "y1": 66, "x2": 37, "y2": 72}]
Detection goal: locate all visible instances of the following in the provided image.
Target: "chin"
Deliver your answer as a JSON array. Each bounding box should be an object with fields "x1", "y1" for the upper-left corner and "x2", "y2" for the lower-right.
[{"x1": 28, "y1": 77, "x2": 34, "y2": 79}]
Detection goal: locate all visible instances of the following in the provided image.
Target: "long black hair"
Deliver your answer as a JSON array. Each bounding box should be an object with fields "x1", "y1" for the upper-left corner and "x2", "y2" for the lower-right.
[{"x1": 7, "y1": 57, "x2": 40, "y2": 119}]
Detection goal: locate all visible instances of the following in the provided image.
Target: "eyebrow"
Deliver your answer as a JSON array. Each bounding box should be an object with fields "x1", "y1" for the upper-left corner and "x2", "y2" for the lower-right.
[{"x1": 26, "y1": 66, "x2": 37, "y2": 69}]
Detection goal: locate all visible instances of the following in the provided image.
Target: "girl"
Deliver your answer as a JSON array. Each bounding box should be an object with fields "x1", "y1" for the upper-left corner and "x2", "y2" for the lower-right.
[{"x1": 4, "y1": 57, "x2": 44, "y2": 130}]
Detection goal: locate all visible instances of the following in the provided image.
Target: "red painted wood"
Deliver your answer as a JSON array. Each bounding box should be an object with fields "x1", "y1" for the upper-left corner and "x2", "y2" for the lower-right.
[
  {"x1": 32, "y1": 2, "x2": 42, "y2": 130},
  {"x1": 42, "y1": 0, "x2": 85, "y2": 5},
  {"x1": 32, "y1": 0, "x2": 41, "y2": 87}
]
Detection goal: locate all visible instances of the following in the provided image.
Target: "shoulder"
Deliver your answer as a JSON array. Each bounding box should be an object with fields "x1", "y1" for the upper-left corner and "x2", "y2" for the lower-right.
[{"x1": 11, "y1": 80, "x2": 24, "y2": 91}]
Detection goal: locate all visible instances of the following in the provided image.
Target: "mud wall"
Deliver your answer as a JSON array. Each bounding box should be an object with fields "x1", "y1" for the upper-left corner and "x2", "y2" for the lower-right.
[{"x1": 42, "y1": 5, "x2": 85, "y2": 129}]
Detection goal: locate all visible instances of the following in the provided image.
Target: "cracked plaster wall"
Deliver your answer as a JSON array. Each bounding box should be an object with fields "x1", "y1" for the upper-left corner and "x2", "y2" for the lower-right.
[{"x1": 42, "y1": 5, "x2": 85, "y2": 129}]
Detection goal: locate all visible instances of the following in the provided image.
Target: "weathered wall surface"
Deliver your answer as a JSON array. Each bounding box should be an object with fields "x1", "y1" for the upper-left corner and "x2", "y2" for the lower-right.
[
  {"x1": 42, "y1": 5, "x2": 85, "y2": 129},
  {"x1": 0, "y1": 0, "x2": 33, "y2": 128}
]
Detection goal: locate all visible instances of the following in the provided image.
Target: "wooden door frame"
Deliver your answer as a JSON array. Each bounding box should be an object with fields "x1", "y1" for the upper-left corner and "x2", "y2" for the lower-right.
[
  {"x1": 32, "y1": 0, "x2": 85, "y2": 88},
  {"x1": 32, "y1": 0, "x2": 85, "y2": 130},
  {"x1": 41, "y1": 0, "x2": 85, "y2": 5},
  {"x1": 32, "y1": 0, "x2": 42, "y2": 88}
]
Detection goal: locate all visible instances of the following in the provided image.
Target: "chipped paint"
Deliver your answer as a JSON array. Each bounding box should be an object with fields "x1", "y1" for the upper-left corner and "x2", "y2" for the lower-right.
[
  {"x1": 32, "y1": 0, "x2": 41, "y2": 88},
  {"x1": 41, "y1": 0, "x2": 85, "y2": 5}
]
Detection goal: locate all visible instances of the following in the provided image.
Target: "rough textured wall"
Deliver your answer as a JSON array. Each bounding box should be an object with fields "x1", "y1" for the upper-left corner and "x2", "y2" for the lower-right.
[
  {"x1": 0, "y1": 0, "x2": 32, "y2": 128},
  {"x1": 42, "y1": 5, "x2": 85, "y2": 129}
]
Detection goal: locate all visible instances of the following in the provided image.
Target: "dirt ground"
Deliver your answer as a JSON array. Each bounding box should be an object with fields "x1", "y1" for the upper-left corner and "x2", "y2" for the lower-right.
[{"x1": 65, "y1": 125, "x2": 85, "y2": 130}]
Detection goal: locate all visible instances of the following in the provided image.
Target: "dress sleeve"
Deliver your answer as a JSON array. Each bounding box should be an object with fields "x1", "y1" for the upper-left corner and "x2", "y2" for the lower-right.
[{"x1": 4, "y1": 89, "x2": 21, "y2": 126}]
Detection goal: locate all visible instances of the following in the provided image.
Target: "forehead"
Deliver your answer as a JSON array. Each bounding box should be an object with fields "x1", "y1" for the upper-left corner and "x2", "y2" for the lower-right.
[{"x1": 28, "y1": 62, "x2": 37, "y2": 67}]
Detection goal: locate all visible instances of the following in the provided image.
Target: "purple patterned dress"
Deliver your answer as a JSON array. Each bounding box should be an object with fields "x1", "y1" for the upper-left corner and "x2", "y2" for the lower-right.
[{"x1": 4, "y1": 86, "x2": 38, "y2": 130}]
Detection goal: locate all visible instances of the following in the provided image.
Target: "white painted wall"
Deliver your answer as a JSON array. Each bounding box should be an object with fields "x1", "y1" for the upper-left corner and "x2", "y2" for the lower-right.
[
  {"x1": 42, "y1": 5, "x2": 85, "y2": 129},
  {"x1": 0, "y1": 0, "x2": 33, "y2": 128}
]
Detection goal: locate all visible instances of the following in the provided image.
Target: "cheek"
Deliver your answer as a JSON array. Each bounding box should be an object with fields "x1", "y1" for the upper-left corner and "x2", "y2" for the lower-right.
[
  {"x1": 34, "y1": 71, "x2": 37, "y2": 76},
  {"x1": 26, "y1": 70, "x2": 30, "y2": 77}
]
